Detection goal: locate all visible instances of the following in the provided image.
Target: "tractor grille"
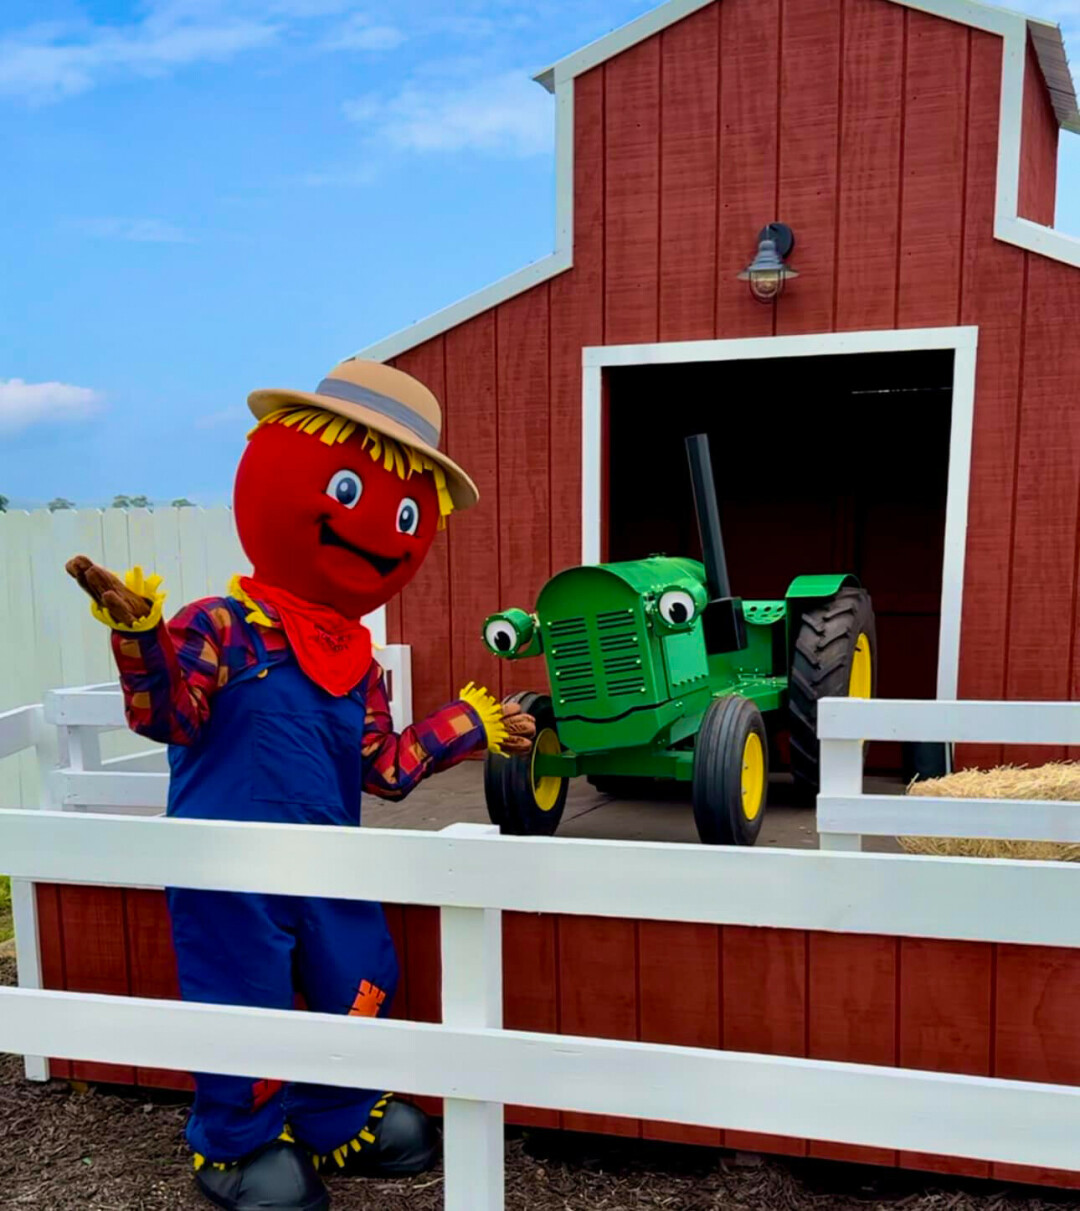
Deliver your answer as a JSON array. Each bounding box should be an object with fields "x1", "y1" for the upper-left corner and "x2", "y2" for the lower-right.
[
  {"x1": 548, "y1": 610, "x2": 645, "y2": 706},
  {"x1": 548, "y1": 617, "x2": 596, "y2": 703},
  {"x1": 596, "y1": 609, "x2": 645, "y2": 696}
]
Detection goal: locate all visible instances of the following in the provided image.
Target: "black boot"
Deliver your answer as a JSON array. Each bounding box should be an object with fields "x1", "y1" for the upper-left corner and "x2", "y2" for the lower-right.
[
  {"x1": 319, "y1": 1099, "x2": 440, "y2": 1179},
  {"x1": 195, "y1": 1138, "x2": 329, "y2": 1211}
]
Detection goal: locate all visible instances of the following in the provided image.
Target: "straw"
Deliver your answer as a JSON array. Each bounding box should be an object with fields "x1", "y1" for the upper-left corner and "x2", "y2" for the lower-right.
[{"x1": 899, "y1": 762, "x2": 1080, "y2": 861}]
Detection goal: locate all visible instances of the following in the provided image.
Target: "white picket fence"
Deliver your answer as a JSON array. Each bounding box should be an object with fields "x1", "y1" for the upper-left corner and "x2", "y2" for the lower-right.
[
  {"x1": 0, "y1": 507, "x2": 387, "y2": 809},
  {"x1": 2, "y1": 692, "x2": 1080, "y2": 1206}
]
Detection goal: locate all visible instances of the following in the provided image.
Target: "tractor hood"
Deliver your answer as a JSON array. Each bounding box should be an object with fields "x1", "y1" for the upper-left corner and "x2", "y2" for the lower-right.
[{"x1": 536, "y1": 557, "x2": 711, "y2": 751}]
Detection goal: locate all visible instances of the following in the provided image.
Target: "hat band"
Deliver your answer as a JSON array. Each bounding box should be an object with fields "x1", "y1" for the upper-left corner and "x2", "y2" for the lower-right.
[{"x1": 315, "y1": 377, "x2": 440, "y2": 448}]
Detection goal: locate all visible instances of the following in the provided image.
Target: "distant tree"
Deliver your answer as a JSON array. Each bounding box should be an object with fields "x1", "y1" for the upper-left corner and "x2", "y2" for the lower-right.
[
  {"x1": 111, "y1": 494, "x2": 131, "y2": 509},
  {"x1": 111, "y1": 494, "x2": 152, "y2": 509},
  {"x1": 129, "y1": 495, "x2": 152, "y2": 509},
  {"x1": 172, "y1": 497, "x2": 195, "y2": 508},
  {"x1": 47, "y1": 497, "x2": 76, "y2": 512},
  {"x1": 0, "y1": 494, "x2": 8, "y2": 513}
]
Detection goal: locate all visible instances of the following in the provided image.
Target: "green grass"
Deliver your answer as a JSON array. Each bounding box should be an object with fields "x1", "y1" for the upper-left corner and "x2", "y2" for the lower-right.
[{"x1": 0, "y1": 874, "x2": 12, "y2": 944}]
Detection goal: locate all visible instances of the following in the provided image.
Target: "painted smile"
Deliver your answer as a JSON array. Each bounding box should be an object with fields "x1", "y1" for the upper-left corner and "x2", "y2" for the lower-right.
[{"x1": 319, "y1": 521, "x2": 405, "y2": 577}]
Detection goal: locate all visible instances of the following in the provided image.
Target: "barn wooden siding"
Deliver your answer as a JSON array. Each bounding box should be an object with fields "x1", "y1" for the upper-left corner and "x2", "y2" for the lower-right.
[
  {"x1": 35, "y1": 885, "x2": 1080, "y2": 1188},
  {"x1": 382, "y1": 0, "x2": 1073, "y2": 783}
]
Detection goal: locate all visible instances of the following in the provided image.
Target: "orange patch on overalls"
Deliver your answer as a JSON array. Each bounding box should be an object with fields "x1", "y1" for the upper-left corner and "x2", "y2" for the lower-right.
[{"x1": 349, "y1": 980, "x2": 387, "y2": 1018}]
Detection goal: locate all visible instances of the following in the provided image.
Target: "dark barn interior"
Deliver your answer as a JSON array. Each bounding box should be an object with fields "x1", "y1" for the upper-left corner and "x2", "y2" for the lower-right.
[{"x1": 607, "y1": 350, "x2": 954, "y2": 770}]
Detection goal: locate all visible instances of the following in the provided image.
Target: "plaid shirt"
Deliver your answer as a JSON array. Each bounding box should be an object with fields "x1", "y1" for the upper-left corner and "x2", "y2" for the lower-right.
[{"x1": 111, "y1": 594, "x2": 485, "y2": 800}]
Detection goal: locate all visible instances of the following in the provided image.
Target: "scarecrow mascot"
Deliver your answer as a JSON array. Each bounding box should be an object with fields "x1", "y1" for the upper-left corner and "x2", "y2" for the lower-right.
[{"x1": 66, "y1": 359, "x2": 535, "y2": 1211}]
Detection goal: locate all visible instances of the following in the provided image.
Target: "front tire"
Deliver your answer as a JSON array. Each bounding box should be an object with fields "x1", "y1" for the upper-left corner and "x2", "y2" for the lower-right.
[
  {"x1": 692, "y1": 696, "x2": 768, "y2": 846},
  {"x1": 788, "y1": 587, "x2": 877, "y2": 801},
  {"x1": 484, "y1": 692, "x2": 568, "y2": 836}
]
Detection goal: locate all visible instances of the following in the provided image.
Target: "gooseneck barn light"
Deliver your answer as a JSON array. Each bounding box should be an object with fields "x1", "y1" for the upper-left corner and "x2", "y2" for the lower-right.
[{"x1": 738, "y1": 222, "x2": 799, "y2": 303}]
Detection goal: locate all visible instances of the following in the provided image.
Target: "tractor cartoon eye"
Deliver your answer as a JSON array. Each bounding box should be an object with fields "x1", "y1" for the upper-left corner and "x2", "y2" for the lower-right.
[
  {"x1": 484, "y1": 619, "x2": 520, "y2": 654},
  {"x1": 658, "y1": 589, "x2": 697, "y2": 627},
  {"x1": 482, "y1": 609, "x2": 538, "y2": 658},
  {"x1": 326, "y1": 469, "x2": 363, "y2": 509}
]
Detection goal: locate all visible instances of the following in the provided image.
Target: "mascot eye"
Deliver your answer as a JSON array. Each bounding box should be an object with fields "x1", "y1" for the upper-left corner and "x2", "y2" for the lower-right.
[
  {"x1": 485, "y1": 619, "x2": 518, "y2": 654},
  {"x1": 397, "y1": 497, "x2": 420, "y2": 536},
  {"x1": 326, "y1": 470, "x2": 363, "y2": 509},
  {"x1": 659, "y1": 589, "x2": 696, "y2": 626}
]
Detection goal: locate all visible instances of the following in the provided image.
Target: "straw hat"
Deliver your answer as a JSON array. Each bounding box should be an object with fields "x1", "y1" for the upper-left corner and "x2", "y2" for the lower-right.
[{"x1": 247, "y1": 357, "x2": 479, "y2": 510}]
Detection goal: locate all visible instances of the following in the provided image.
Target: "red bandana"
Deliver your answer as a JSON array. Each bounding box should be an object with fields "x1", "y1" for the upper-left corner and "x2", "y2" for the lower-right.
[{"x1": 238, "y1": 577, "x2": 373, "y2": 698}]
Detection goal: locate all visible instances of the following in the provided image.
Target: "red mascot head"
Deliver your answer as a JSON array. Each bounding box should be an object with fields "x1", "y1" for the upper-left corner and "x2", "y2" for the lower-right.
[{"x1": 236, "y1": 359, "x2": 478, "y2": 619}]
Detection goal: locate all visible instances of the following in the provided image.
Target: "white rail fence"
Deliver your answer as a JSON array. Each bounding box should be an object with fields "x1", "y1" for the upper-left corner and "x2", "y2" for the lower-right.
[
  {"x1": 0, "y1": 507, "x2": 388, "y2": 809},
  {"x1": 35, "y1": 661, "x2": 412, "y2": 815},
  {"x1": 817, "y1": 697, "x2": 1080, "y2": 850},
  {"x1": 1, "y1": 695, "x2": 1080, "y2": 1208}
]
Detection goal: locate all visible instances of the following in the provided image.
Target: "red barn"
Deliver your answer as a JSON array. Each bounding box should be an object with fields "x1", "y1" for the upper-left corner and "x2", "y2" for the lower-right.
[
  {"x1": 361, "y1": 0, "x2": 1080, "y2": 781},
  {"x1": 29, "y1": 0, "x2": 1080, "y2": 1190}
]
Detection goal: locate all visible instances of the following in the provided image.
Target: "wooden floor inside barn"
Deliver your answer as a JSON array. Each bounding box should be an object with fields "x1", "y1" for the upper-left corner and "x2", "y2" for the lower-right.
[{"x1": 366, "y1": 761, "x2": 904, "y2": 852}]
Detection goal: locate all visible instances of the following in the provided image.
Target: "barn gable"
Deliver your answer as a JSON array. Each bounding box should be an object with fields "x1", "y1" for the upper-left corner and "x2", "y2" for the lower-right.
[
  {"x1": 361, "y1": 0, "x2": 1080, "y2": 729},
  {"x1": 360, "y1": 0, "x2": 1078, "y2": 365}
]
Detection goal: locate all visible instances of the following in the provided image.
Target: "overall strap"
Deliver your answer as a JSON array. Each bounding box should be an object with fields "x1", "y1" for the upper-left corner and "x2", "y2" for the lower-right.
[{"x1": 223, "y1": 595, "x2": 273, "y2": 669}]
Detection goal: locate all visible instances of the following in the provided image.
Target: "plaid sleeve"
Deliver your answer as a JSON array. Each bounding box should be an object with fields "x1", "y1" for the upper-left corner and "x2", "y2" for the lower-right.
[
  {"x1": 361, "y1": 662, "x2": 486, "y2": 801},
  {"x1": 111, "y1": 600, "x2": 228, "y2": 745}
]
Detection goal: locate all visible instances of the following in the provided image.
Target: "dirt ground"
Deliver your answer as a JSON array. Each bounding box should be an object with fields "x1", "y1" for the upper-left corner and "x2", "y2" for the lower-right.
[{"x1": 2, "y1": 954, "x2": 1076, "y2": 1211}]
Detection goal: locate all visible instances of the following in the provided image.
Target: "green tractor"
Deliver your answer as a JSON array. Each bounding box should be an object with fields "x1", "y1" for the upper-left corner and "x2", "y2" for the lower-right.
[{"x1": 482, "y1": 434, "x2": 876, "y2": 845}]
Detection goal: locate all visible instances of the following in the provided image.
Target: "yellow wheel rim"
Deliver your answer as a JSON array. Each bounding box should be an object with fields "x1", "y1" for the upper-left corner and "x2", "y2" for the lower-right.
[
  {"x1": 848, "y1": 633, "x2": 872, "y2": 699},
  {"x1": 741, "y1": 732, "x2": 765, "y2": 821},
  {"x1": 531, "y1": 728, "x2": 562, "y2": 812}
]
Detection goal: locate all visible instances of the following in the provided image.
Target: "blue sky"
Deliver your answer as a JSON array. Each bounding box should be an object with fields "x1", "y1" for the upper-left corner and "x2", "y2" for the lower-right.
[{"x1": 2, "y1": 0, "x2": 1079, "y2": 508}]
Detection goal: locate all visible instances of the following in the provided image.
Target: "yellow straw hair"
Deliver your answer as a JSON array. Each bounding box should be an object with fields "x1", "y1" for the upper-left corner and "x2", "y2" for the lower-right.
[{"x1": 254, "y1": 405, "x2": 454, "y2": 524}]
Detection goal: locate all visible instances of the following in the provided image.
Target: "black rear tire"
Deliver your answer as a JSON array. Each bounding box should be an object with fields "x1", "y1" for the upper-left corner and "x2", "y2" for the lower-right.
[
  {"x1": 692, "y1": 695, "x2": 768, "y2": 846},
  {"x1": 484, "y1": 692, "x2": 568, "y2": 836},
  {"x1": 788, "y1": 587, "x2": 877, "y2": 802}
]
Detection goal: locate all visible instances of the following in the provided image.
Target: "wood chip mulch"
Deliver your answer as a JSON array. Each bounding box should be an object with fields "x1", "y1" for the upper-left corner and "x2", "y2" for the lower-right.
[{"x1": 2, "y1": 956, "x2": 1075, "y2": 1210}]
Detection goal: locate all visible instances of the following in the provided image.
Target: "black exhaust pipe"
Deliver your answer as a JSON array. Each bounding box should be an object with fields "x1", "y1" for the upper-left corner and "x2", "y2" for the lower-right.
[
  {"x1": 685, "y1": 433, "x2": 732, "y2": 601},
  {"x1": 684, "y1": 433, "x2": 746, "y2": 654}
]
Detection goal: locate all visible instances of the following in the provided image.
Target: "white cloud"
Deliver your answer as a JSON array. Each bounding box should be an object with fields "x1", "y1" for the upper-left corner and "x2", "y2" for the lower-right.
[
  {"x1": 70, "y1": 217, "x2": 192, "y2": 243},
  {"x1": 0, "y1": 0, "x2": 295, "y2": 104},
  {"x1": 323, "y1": 15, "x2": 406, "y2": 52},
  {"x1": 0, "y1": 17, "x2": 279, "y2": 104},
  {"x1": 0, "y1": 379, "x2": 103, "y2": 434},
  {"x1": 343, "y1": 69, "x2": 554, "y2": 157},
  {"x1": 0, "y1": 1, "x2": 417, "y2": 104}
]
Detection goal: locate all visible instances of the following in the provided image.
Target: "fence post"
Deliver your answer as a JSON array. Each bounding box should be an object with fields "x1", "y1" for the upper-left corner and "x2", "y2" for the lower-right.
[
  {"x1": 439, "y1": 823, "x2": 503, "y2": 1211},
  {"x1": 817, "y1": 736, "x2": 864, "y2": 852},
  {"x1": 378, "y1": 645, "x2": 413, "y2": 732},
  {"x1": 12, "y1": 705, "x2": 55, "y2": 1081}
]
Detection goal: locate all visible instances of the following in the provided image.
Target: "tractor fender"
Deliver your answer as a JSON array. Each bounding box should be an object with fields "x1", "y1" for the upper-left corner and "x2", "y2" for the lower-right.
[
  {"x1": 784, "y1": 573, "x2": 860, "y2": 601},
  {"x1": 782, "y1": 574, "x2": 864, "y2": 679}
]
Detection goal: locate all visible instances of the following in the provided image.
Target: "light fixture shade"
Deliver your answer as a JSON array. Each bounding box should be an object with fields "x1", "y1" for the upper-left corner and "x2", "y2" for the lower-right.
[{"x1": 738, "y1": 228, "x2": 799, "y2": 302}]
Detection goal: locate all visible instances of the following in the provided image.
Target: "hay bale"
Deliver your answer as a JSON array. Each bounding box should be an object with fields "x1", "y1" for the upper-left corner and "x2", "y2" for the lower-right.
[{"x1": 899, "y1": 762, "x2": 1080, "y2": 860}]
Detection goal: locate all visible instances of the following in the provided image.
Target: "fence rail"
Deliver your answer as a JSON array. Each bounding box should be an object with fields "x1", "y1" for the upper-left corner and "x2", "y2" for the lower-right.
[
  {"x1": 3, "y1": 808, "x2": 1080, "y2": 944},
  {"x1": 3, "y1": 693, "x2": 1080, "y2": 1207},
  {"x1": 3, "y1": 983, "x2": 1079, "y2": 1175},
  {"x1": 817, "y1": 697, "x2": 1080, "y2": 851}
]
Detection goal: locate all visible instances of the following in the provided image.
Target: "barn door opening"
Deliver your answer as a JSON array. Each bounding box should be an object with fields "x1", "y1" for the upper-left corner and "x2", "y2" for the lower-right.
[{"x1": 604, "y1": 348, "x2": 955, "y2": 775}]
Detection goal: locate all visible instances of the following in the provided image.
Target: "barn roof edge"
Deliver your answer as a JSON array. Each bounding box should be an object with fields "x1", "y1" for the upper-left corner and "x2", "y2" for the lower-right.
[{"x1": 531, "y1": 0, "x2": 1076, "y2": 125}]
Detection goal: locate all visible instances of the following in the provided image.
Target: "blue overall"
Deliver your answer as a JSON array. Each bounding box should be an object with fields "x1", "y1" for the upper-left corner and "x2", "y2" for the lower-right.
[{"x1": 165, "y1": 600, "x2": 398, "y2": 1162}]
